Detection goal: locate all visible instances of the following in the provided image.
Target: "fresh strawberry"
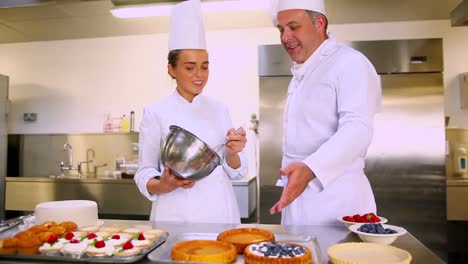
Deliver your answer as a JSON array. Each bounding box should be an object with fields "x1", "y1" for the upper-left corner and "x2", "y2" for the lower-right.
[
  {"x1": 111, "y1": 234, "x2": 120, "y2": 240},
  {"x1": 342, "y1": 216, "x2": 354, "y2": 222},
  {"x1": 87, "y1": 233, "x2": 97, "y2": 239},
  {"x1": 138, "y1": 233, "x2": 145, "y2": 240},
  {"x1": 70, "y1": 239, "x2": 80, "y2": 244},
  {"x1": 123, "y1": 241, "x2": 134, "y2": 250},
  {"x1": 95, "y1": 240, "x2": 105, "y2": 248},
  {"x1": 364, "y1": 213, "x2": 372, "y2": 221},
  {"x1": 47, "y1": 234, "x2": 59, "y2": 244},
  {"x1": 65, "y1": 232, "x2": 74, "y2": 240},
  {"x1": 353, "y1": 214, "x2": 363, "y2": 222},
  {"x1": 371, "y1": 216, "x2": 381, "y2": 222}
]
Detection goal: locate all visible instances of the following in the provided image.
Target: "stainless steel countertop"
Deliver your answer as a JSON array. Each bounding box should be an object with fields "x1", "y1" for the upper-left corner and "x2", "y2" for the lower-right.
[
  {"x1": 6, "y1": 176, "x2": 134, "y2": 184},
  {"x1": 230, "y1": 174, "x2": 257, "y2": 186},
  {"x1": 0, "y1": 219, "x2": 445, "y2": 264},
  {"x1": 6, "y1": 175, "x2": 256, "y2": 185}
]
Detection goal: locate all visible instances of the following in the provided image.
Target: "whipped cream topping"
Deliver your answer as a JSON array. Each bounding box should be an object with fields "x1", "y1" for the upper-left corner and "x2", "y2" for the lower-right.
[
  {"x1": 131, "y1": 239, "x2": 152, "y2": 248},
  {"x1": 86, "y1": 243, "x2": 114, "y2": 256},
  {"x1": 60, "y1": 241, "x2": 88, "y2": 255},
  {"x1": 39, "y1": 238, "x2": 68, "y2": 251},
  {"x1": 107, "y1": 234, "x2": 131, "y2": 247}
]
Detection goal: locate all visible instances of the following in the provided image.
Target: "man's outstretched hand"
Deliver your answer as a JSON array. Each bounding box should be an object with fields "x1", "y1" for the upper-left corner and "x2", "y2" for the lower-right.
[{"x1": 270, "y1": 162, "x2": 315, "y2": 214}]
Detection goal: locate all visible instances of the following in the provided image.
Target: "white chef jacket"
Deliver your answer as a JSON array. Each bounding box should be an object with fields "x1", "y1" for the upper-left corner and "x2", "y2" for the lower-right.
[
  {"x1": 280, "y1": 34, "x2": 381, "y2": 226},
  {"x1": 134, "y1": 90, "x2": 247, "y2": 224}
]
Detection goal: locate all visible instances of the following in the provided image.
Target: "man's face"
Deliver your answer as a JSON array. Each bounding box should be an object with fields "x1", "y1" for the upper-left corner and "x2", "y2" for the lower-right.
[{"x1": 277, "y1": 9, "x2": 326, "y2": 64}]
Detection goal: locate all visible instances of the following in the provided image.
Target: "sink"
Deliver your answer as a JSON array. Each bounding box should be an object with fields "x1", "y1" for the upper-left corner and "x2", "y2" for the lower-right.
[{"x1": 49, "y1": 175, "x2": 84, "y2": 179}]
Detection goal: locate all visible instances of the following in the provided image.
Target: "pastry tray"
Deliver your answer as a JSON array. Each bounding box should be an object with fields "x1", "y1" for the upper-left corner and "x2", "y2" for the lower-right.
[
  {"x1": 147, "y1": 232, "x2": 323, "y2": 264},
  {"x1": 0, "y1": 232, "x2": 168, "y2": 263}
]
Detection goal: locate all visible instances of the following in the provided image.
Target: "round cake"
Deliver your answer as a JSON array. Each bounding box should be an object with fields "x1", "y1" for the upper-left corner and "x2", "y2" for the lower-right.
[
  {"x1": 328, "y1": 242, "x2": 412, "y2": 264},
  {"x1": 217, "y1": 228, "x2": 275, "y2": 254},
  {"x1": 171, "y1": 240, "x2": 237, "y2": 263},
  {"x1": 244, "y1": 241, "x2": 311, "y2": 264},
  {"x1": 35, "y1": 200, "x2": 98, "y2": 228}
]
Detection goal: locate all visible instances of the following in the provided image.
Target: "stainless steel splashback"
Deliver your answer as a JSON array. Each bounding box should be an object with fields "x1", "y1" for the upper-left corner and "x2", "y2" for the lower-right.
[
  {"x1": 348, "y1": 39, "x2": 443, "y2": 74},
  {"x1": 258, "y1": 38, "x2": 443, "y2": 76},
  {"x1": 258, "y1": 45, "x2": 292, "y2": 77}
]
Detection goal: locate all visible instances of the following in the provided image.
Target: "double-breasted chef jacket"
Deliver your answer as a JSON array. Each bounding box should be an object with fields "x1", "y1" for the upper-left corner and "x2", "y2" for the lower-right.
[
  {"x1": 279, "y1": 34, "x2": 382, "y2": 226},
  {"x1": 135, "y1": 90, "x2": 247, "y2": 224}
]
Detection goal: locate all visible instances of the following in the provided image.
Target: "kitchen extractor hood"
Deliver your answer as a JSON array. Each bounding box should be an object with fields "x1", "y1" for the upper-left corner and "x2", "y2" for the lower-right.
[
  {"x1": 259, "y1": 39, "x2": 443, "y2": 76},
  {"x1": 348, "y1": 39, "x2": 443, "y2": 74},
  {"x1": 110, "y1": 0, "x2": 269, "y2": 18},
  {"x1": 111, "y1": 0, "x2": 181, "y2": 5},
  {"x1": 450, "y1": 0, "x2": 468, "y2": 26},
  {"x1": 0, "y1": 0, "x2": 54, "y2": 8}
]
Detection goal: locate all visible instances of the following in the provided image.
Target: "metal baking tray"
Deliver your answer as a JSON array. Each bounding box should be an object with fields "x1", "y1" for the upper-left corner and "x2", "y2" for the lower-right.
[
  {"x1": 0, "y1": 232, "x2": 168, "y2": 263},
  {"x1": 0, "y1": 214, "x2": 33, "y2": 234},
  {"x1": 147, "y1": 232, "x2": 323, "y2": 264}
]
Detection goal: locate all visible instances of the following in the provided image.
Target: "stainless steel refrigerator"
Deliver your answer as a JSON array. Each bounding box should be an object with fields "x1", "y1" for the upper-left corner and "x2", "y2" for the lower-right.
[
  {"x1": 0, "y1": 74, "x2": 8, "y2": 221},
  {"x1": 257, "y1": 39, "x2": 445, "y2": 225}
]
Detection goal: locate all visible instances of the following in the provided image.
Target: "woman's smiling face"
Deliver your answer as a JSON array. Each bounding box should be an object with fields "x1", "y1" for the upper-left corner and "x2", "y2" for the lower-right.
[{"x1": 168, "y1": 49, "x2": 209, "y2": 102}]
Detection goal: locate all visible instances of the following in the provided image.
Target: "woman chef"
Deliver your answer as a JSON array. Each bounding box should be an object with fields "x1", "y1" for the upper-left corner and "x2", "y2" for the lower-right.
[{"x1": 134, "y1": 0, "x2": 247, "y2": 224}]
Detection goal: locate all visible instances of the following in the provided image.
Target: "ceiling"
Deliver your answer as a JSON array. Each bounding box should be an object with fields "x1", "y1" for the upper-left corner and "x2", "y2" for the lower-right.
[{"x1": 0, "y1": 0, "x2": 462, "y2": 44}]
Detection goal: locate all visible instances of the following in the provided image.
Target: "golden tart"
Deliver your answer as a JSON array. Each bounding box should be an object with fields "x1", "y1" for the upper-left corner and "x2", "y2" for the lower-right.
[
  {"x1": 171, "y1": 240, "x2": 237, "y2": 263},
  {"x1": 244, "y1": 241, "x2": 311, "y2": 264},
  {"x1": 217, "y1": 228, "x2": 275, "y2": 254},
  {"x1": 328, "y1": 242, "x2": 412, "y2": 264}
]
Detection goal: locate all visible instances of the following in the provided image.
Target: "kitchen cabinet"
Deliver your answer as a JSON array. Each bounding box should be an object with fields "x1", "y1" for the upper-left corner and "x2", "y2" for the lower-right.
[
  {"x1": 447, "y1": 178, "x2": 468, "y2": 220},
  {"x1": 459, "y1": 73, "x2": 468, "y2": 109},
  {"x1": 5, "y1": 176, "x2": 258, "y2": 220},
  {"x1": 231, "y1": 174, "x2": 257, "y2": 218}
]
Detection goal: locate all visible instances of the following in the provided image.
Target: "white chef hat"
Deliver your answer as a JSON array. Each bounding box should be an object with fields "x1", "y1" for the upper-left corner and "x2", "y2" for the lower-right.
[
  {"x1": 270, "y1": 0, "x2": 326, "y2": 25},
  {"x1": 168, "y1": 0, "x2": 206, "y2": 51}
]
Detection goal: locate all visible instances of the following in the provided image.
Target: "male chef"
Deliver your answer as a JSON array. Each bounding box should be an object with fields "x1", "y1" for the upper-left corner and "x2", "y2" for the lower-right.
[{"x1": 269, "y1": 0, "x2": 382, "y2": 225}]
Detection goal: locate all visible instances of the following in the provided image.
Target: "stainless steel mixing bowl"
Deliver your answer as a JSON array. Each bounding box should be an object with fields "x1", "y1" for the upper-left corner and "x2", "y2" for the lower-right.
[{"x1": 161, "y1": 125, "x2": 222, "y2": 181}]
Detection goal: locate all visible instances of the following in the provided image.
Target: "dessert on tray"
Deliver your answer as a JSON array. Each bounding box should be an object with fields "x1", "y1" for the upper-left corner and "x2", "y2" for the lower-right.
[
  {"x1": 34, "y1": 200, "x2": 99, "y2": 228},
  {"x1": 0, "y1": 218, "x2": 167, "y2": 261},
  {"x1": 244, "y1": 241, "x2": 312, "y2": 264},
  {"x1": 217, "y1": 228, "x2": 275, "y2": 254},
  {"x1": 171, "y1": 240, "x2": 237, "y2": 263}
]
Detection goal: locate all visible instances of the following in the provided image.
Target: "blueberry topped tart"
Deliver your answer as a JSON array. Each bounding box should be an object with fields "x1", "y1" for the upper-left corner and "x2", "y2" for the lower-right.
[{"x1": 244, "y1": 241, "x2": 311, "y2": 264}]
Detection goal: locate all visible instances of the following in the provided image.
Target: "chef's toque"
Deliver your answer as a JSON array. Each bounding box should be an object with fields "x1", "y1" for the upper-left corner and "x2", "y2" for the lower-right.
[
  {"x1": 168, "y1": 0, "x2": 206, "y2": 51},
  {"x1": 270, "y1": 0, "x2": 326, "y2": 25}
]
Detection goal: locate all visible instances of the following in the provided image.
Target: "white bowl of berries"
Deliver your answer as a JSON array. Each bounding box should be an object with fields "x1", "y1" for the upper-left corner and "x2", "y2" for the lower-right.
[
  {"x1": 349, "y1": 223, "x2": 407, "y2": 245},
  {"x1": 338, "y1": 213, "x2": 387, "y2": 228}
]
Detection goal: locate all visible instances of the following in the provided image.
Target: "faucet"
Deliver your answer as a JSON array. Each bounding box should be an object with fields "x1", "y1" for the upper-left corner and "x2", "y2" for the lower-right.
[
  {"x1": 86, "y1": 148, "x2": 95, "y2": 175},
  {"x1": 77, "y1": 160, "x2": 93, "y2": 177},
  {"x1": 59, "y1": 144, "x2": 93, "y2": 177},
  {"x1": 93, "y1": 163, "x2": 108, "y2": 177},
  {"x1": 64, "y1": 143, "x2": 73, "y2": 167},
  {"x1": 60, "y1": 143, "x2": 74, "y2": 176}
]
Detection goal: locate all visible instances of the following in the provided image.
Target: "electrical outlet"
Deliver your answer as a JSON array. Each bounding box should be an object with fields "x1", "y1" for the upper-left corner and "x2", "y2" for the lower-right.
[{"x1": 23, "y1": 113, "x2": 37, "y2": 122}]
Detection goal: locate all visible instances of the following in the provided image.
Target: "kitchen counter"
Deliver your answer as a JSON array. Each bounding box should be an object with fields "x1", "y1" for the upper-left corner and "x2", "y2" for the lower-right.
[
  {"x1": 446, "y1": 177, "x2": 468, "y2": 220},
  {"x1": 5, "y1": 176, "x2": 257, "y2": 218},
  {"x1": 0, "y1": 219, "x2": 445, "y2": 264},
  {"x1": 447, "y1": 177, "x2": 468, "y2": 186}
]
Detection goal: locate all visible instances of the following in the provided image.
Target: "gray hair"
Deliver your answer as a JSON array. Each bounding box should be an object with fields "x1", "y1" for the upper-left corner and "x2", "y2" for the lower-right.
[{"x1": 306, "y1": 10, "x2": 328, "y2": 32}]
